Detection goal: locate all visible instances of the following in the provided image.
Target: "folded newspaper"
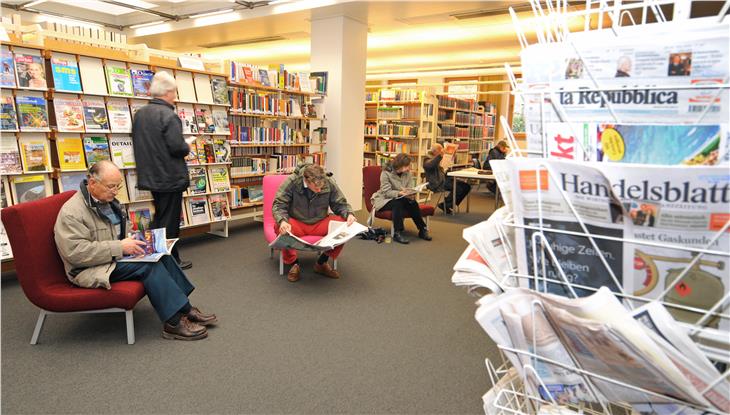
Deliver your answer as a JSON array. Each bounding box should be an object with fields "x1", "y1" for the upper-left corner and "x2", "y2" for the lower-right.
[
  {"x1": 269, "y1": 221, "x2": 368, "y2": 251},
  {"x1": 397, "y1": 182, "x2": 429, "y2": 198},
  {"x1": 118, "y1": 228, "x2": 178, "y2": 263}
]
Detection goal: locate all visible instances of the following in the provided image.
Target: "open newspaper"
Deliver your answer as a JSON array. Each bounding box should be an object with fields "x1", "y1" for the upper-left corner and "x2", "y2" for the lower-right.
[
  {"x1": 499, "y1": 158, "x2": 730, "y2": 330},
  {"x1": 118, "y1": 228, "x2": 178, "y2": 262},
  {"x1": 519, "y1": 25, "x2": 730, "y2": 158},
  {"x1": 397, "y1": 181, "x2": 429, "y2": 198},
  {"x1": 475, "y1": 287, "x2": 726, "y2": 412},
  {"x1": 269, "y1": 220, "x2": 368, "y2": 251},
  {"x1": 440, "y1": 143, "x2": 459, "y2": 169}
]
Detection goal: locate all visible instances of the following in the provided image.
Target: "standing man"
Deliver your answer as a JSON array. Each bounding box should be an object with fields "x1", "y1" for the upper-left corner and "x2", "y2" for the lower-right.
[
  {"x1": 422, "y1": 143, "x2": 471, "y2": 214},
  {"x1": 54, "y1": 161, "x2": 216, "y2": 340},
  {"x1": 484, "y1": 140, "x2": 510, "y2": 193},
  {"x1": 132, "y1": 72, "x2": 192, "y2": 269},
  {"x1": 272, "y1": 164, "x2": 357, "y2": 282}
]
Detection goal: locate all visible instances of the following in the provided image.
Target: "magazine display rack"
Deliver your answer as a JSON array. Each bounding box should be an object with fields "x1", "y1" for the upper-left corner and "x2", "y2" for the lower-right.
[{"x1": 453, "y1": 2, "x2": 730, "y2": 414}]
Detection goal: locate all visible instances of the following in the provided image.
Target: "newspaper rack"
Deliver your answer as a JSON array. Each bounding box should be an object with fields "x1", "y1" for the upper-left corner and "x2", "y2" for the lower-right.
[{"x1": 465, "y1": 1, "x2": 730, "y2": 414}]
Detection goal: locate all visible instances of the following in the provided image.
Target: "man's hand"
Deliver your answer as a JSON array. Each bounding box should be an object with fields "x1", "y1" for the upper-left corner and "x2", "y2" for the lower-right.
[
  {"x1": 346, "y1": 214, "x2": 357, "y2": 226},
  {"x1": 398, "y1": 189, "x2": 409, "y2": 196},
  {"x1": 121, "y1": 238, "x2": 146, "y2": 256},
  {"x1": 278, "y1": 221, "x2": 292, "y2": 235}
]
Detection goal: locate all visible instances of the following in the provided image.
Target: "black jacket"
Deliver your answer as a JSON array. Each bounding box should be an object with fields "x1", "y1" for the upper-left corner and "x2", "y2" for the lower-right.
[
  {"x1": 484, "y1": 147, "x2": 507, "y2": 171},
  {"x1": 422, "y1": 152, "x2": 446, "y2": 192},
  {"x1": 131, "y1": 98, "x2": 189, "y2": 192}
]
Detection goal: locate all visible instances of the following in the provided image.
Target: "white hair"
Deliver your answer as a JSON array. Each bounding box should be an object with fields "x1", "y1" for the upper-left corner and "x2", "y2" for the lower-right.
[{"x1": 149, "y1": 71, "x2": 177, "y2": 98}]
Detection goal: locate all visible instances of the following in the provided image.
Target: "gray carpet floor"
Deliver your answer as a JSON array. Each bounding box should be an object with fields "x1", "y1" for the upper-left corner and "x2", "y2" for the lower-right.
[{"x1": 1, "y1": 192, "x2": 501, "y2": 414}]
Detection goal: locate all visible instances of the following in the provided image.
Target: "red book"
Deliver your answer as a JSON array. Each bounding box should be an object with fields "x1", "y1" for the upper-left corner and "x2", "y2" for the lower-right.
[{"x1": 243, "y1": 67, "x2": 254, "y2": 84}]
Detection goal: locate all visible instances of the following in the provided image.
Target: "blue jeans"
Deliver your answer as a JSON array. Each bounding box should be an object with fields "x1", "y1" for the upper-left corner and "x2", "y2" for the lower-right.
[{"x1": 110, "y1": 255, "x2": 194, "y2": 322}]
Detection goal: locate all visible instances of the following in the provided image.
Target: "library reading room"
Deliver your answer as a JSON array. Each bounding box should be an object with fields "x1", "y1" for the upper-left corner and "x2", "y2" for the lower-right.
[{"x1": 1, "y1": 0, "x2": 729, "y2": 414}]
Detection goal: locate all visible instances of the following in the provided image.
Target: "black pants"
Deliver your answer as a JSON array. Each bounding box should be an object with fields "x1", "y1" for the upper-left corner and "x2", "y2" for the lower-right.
[
  {"x1": 151, "y1": 191, "x2": 183, "y2": 262},
  {"x1": 380, "y1": 198, "x2": 427, "y2": 232},
  {"x1": 444, "y1": 179, "x2": 471, "y2": 207}
]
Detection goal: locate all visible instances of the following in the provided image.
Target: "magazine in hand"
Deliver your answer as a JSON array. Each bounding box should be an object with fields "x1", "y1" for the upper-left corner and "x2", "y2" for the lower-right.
[
  {"x1": 118, "y1": 228, "x2": 178, "y2": 262},
  {"x1": 440, "y1": 143, "x2": 459, "y2": 169},
  {"x1": 397, "y1": 181, "x2": 429, "y2": 198},
  {"x1": 270, "y1": 220, "x2": 368, "y2": 251}
]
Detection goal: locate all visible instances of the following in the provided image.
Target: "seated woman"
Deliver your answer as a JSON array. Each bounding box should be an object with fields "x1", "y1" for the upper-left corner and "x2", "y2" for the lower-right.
[{"x1": 371, "y1": 154, "x2": 432, "y2": 244}]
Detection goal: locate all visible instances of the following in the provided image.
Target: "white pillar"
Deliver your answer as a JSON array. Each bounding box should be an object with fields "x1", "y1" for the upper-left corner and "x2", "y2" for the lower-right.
[{"x1": 310, "y1": 14, "x2": 367, "y2": 211}]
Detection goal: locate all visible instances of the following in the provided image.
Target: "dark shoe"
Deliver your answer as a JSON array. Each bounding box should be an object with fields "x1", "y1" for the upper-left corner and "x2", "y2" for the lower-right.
[
  {"x1": 313, "y1": 262, "x2": 340, "y2": 279},
  {"x1": 177, "y1": 260, "x2": 192, "y2": 270},
  {"x1": 393, "y1": 232, "x2": 410, "y2": 244},
  {"x1": 186, "y1": 306, "x2": 218, "y2": 326},
  {"x1": 287, "y1": 263, "x2": 301, "y2": 282},
  {"x1": 162, "y1": 316, "x2": 208, "y2": 341},
  {"x1": 437, "y1": 203, "x2": 453, "y2": 214},
  {"x1": 418, "y1": 229, "x2": 432, "y2": 241}
]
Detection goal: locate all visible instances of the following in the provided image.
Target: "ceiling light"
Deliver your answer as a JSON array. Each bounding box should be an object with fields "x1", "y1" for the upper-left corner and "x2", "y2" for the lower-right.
[
  {"x1": 129, "y1": 20, "x2": 165, "y2": 29},
  {"x1": 37, "y1": 13, "x2": 104, "y2": 28},
  {"x1": 190, "y1": 8, "x2": 234, "y2": 19},
  {"x1": 21, "y1": 0, "x2": 47, "y2": 8}
]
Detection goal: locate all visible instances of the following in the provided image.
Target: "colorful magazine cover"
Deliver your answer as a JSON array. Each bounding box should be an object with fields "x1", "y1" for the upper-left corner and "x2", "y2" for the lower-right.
[
  {"x1": 55, "y1": 137, "x2": 86, "y2": 171},
  {"x1": 109, "y1": 135, "x2": 135, "y2": 169},
  {"x1": 82, "y1": 100, "x2": 110, "y2": 132},
  {"x1": 187, "y1": 167, "x2": 208, "y2": 195},
  {"x1": 0, "y1": 95, "x2": 19, "y2": 131},
  {"x1": 130, "y1": 69, "x2": 153, "y2": 98},
  {"x1": 107, "y1": 101, "x2": 132, "y2": 133},
  {"x1": 14, "y1": 53, "x2": 46, "y2": 89},
  {"x1": 105, "y1": 65, "x2": 133, "y2": 96},
  {"x1": 211, "y1": 78, "x2": 230, "y2": 105},
  {"x1": 50, "y1": 57, "x2": 82, "y2": 92},
  {"x1": 83, "y1": 136, "x2": 111, "y2": 167},
  {"x1": 0, "y1": 138, "x2": 22, "y2": 174},
  {"x1": 19, "y1": 138, "x2": 49, "y2": 172},
  {"x1": 16, "y1": 95, "x2": 49, "y2": 131},
  {"x1": 177, "y1": 106, "x2": 198, "y2": 134},
  {"x1": 208, "y1": 193, "x2": 230, "y2": 220},
  {"x1": 1, "y1": 48, "x2": 16, "y2": 88},
  {"x1": 53, "y1": 98, "x2": 85, "y2": 132},
  {"x1": 11, "y1": 175, "x2": 49, "y2": 203}
]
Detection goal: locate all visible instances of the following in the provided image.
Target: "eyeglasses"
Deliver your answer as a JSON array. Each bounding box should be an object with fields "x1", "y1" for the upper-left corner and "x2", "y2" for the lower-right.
[{"x1": 98, "y1": 182, "x2": 123, "y2": 192}]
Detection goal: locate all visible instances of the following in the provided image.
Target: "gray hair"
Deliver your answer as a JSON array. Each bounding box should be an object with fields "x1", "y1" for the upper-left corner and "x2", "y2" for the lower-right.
[
  {"x1": 149, "y1": 71, "x2": 177, "y2": 98},
  {"x1": 88, "y1": 160, "x2": 119, "y2": 181},
  {"x1": 302, "y1": 164, "x2": 326, "y2": 187}
]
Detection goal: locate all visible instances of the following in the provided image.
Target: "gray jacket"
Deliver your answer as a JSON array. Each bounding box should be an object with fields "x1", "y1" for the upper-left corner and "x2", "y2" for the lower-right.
[
  {"x1": 272, "y1": 164, "x2": 354, "y2": 225},
  {"x1": 54, "y1": 184, "x2": 126, "y2": 289},
  {"x1": 371, "y1": 163, "x2": 413, "y2": 211}
]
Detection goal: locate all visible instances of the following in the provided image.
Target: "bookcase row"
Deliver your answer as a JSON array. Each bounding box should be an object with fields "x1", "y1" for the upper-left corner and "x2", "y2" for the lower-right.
[
  {"x1": 1, "y1": 45, "x2": 230, "y2": 106},
  {"x1": 1, "y1": 91, "x2": 231, "y2": 135}
]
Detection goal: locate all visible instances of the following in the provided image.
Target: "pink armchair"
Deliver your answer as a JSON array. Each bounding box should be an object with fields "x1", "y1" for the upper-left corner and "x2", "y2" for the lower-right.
[
  {"x1": 1, "y1": 191, "x2": 145, "y2": 345},
  {"x1": 262, "y1": 175, "x2": 337, "y2": 275}
]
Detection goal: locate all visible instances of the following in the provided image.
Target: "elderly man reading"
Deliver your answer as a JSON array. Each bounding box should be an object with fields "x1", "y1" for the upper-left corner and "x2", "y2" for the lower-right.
[
  {"x1": 272, "y1": 164, "x2": 357, "y2": 282},
  {"x1": 54, "y1": 161, "x2": 217, "y2": 341}
]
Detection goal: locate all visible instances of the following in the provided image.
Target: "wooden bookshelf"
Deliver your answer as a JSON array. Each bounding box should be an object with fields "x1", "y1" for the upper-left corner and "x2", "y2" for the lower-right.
[{"x1": 435, "y1": 96, "x2": 495, "y2": 167}]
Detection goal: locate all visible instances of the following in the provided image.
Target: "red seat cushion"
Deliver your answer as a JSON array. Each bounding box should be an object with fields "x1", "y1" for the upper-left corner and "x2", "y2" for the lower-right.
[
  {"x1": 375, "y1": 204, "x2": 435, "y2": 220},
  {"x1": 2, "y1": 191, "x2": 145, "y2": 313}
]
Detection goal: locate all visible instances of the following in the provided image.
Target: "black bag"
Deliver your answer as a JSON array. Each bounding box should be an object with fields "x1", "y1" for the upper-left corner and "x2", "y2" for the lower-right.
[{"x1": 358, "y1": 227, "x2": 388, "y2": 244}]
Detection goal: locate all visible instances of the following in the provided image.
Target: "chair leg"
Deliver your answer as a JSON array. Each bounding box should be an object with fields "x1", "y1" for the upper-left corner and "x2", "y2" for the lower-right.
[
  {"x1": 390, "y1": 223, "x2": 395, "y2": 237},
  {"x1": 426, "y1": 216, "x2": 430, "y2": 230},
  {"x1": 333, "y1": 259, "x2": 338, "y2": 270},
  {"x1": 125, "y1": 310, "x2": 135, "y2": 345},
  {"x1": 30, "y1": 309, "x2": 47, "y2": 345},
  {"x1": 279, "y1": 251, "x2": 284, "y2": 275}
]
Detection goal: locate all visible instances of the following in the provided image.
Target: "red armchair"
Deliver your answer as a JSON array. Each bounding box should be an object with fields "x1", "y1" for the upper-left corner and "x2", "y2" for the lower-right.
[
  {"x1": 362, "y1": 166, "x2": 435, "y2": 236},
  {"x1": 1, "y1": 191, "x2": 145, "y2": 344}
]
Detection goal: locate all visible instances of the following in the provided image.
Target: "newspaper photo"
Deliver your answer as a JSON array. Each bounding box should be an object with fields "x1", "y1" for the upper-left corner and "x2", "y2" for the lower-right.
[
  {"x1": 118, "y1": 228, "x2": 178, "y2": 263},
  {"x1": 269, "y1": 220, "x2": 368, "y2": 251}
]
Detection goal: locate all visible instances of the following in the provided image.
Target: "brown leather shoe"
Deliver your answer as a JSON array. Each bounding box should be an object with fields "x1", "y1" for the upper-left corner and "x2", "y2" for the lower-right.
[
  {"x1": 187, "y1": 306, "x2": 218, "y2": 326},
  {"x1": 162, "y1": 316, "x2": 208, "y2": 341},
  {"x1": 313, "y1": 262, "x2": 340, "y2": 279},
  {"x1": 287, "y1": 263, "x2": 301, "y2": 282}
]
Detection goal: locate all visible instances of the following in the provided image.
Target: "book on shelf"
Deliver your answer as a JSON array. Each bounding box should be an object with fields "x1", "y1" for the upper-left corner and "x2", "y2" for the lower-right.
[
  {"x1": 207, "y1": 166, "x2": 230, "y2": 192},
  {"x1": 115, "y1": 173, "x2": 130, "y2": 204},
  {"x1": 177, "y1": 104, "x2": 198, "y2": 134},
  {"x1": 0, "y1": 94, "x2": 19, "y2": 131},
  {"x1": 267, "y1": 70, "x2": 278, "y2": 88},
  {"x1": 270, "y1": 221, "x2": 367, "y2": 251},
  {"x1": 78, "y1": 56, "x2": 107, "y2": 96},
  {"x1": 211, "y1": 108, "x2": 229, "y2": 134},
  {"x1": 175, "y1": 71, "x2": 196, "y2": 102},
  {"x1": 298, "y1": 72, "x2": 312, "y2": 93},
  {"x1": 50, "y1": 55, "x2": 82, "y2": 92},
  {"x1": 185, "y1": 139, "x2": 199, "y2": 165},
  {"x1": 193, "y1": 74, "x2": 214, "y2": 104},
  {"x1": 56, "y1": 136, "x2": 86, "y2": 170},
  {"x1": 14, "y1": 51, "x2": 46, "y2": 89},
  {"x1": 247, "y1": 185, "x2": 263, "y2": 202},
  {"x1": 83, "y1": 136, "x2": 111, "y2": 167},
  {"x1": 242, "y1": 66, "x2": 254, "y2": 84},
  {"x1": 186, "y1": 195, "x2": 210, "y2": 225},
  {"x1": 129, "y1": 101, "x2": 146, "y2": 120},
  {"x1": 0, "y1": 177, "x2": 10, "y2": 208},
  {"x1": 53, "y1": 97, "x2": 85, "y2": 132},
  {"x1": 194, "y1": 137, "x2": 209, "y2": 164},
  {"x1": 107, "y1": 100, "x2": 132, "y2": 133},
  {"x1": 109, "y1": 135, "x2": 135, "y2": 169},
  {"x1": 212, "y1": 138, "x2": 230, "y2": 163},
  {"x1": 58, "y1": 171, "x2": 87, "y2": 193},
  {"x1": 105, "y1": 64, "x2": 133, "y2": 97},
  {"x1": 211, "y1": 77, "x2": 230, "y2": 105},
  {"x1": 16, "y1": 95, "x2": 49, "y2": 131},
  {"x1": 118, "y1": 228, "x2": 178, "y2": 263},
  {"x1": 9, "y1": 174, "x2": 52, "y2": 204},
  {"x1": 82, "y1": 98, "x2": 110, "y2": 132},
  {"x1": 1, "y1": 46, "x2": 16, "y2": 88},
  {"x1": 310, "y1": 71, "x2": 327, "y2": 95},
  {"x1": 18, "y1": 135, "x2": 50, "y2": 172},
  {"x1": 187, "y1": 166, "x2": 209, "y2": 195},
  {"x1": 125, "y1": 170, "x2": 152, "y2": 202},
  {"x1": 201, "y1": 138, "x2": 215, "y2": 164},
  {"x1": 0, "y1": 137, "x2": 22, "y2": 175},
  {"x1": 130, "y1": 69, "x2": 153, "y2": 98},
  {"x1": 208, "y1": 193, "x2": 231, "y2": 221},
  {"x1": 258, "y1": 69, "x2": 270, "y2": 87},
  {"x1": 127, "y1": 203, "x2": 153, "y2": 231}
]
